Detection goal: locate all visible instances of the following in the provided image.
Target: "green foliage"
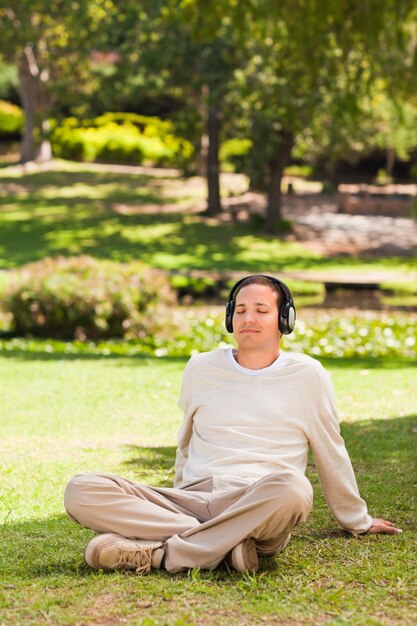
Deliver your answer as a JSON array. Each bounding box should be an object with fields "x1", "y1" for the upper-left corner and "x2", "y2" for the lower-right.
[
  {"x1": 284, "y1": 164, "x2": 313, "y2": 177},
  {"x1": 0, "y1": 61, "x2": 18, "y2": 101},
  {"x1": 2, "y1": 256, "x2": 176, "y2": 340},
  {"x1": 0, "y1": 99, "x2": 24, "y2": 136},
  {"x1": 289, "y1": 313, "x2": 417, "y2": 359},
  {"x1": 150, "y1": 309, "x2": 417, "y2": 360},
  {"x1": 371, "y1": 96, "x2": 417, "y2": 162},
  {"x1": 220, "y1": 138, "x2": 252, "y2": 172},
  {"x1": 51, "y1": 114, "x2": 194, "y2": 168},
  {"x1": 170, "y1": 275, "x2": 218, "y2": 299},
  {"x1": 2, "y1": 309, "x2": 414, "y2": 361}
]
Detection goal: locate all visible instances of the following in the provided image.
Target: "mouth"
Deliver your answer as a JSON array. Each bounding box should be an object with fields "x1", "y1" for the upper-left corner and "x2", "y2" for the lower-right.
[{"x1": 240, "y1": 328, "x2": 260, "y2": 334}]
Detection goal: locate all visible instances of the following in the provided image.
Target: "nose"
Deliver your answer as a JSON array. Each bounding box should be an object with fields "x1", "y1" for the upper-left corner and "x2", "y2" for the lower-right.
[{"x1": 242, "y1": 309, "x2": 256, "y2": 324}]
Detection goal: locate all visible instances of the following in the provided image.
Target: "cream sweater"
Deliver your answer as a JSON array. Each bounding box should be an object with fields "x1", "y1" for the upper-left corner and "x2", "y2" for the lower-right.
[{"x1": 174, "y1": 348, "x2": 372, "y2": 534}]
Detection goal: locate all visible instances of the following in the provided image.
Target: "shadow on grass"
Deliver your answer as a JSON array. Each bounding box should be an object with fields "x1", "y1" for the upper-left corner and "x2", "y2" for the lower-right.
[
  {"x1": 341, "y1": 413, "x2": 417, "y2": 468},
  {"x1": 318, "y1": 356, "x2": 417, "y2": 370},
  {"x1": 2, "y1": 165, "x2": 416, "y2": 271},
  {"x1": 0, "y1": 206, "x2": 259, "y2": 270},
  {"x1": 1, "y1": 513, "x2": 97, "y2": 580},
  {"x1": 0, "y1": 168, "x2": 160, "y2": 189},
  {"x1": 122, "y1": 444, "x2": 177, "y2": 487}
]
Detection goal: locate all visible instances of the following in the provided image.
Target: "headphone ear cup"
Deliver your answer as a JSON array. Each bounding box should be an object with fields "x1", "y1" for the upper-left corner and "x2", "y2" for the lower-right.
[
  {"x1": 279, "y1": 302, "x2": 296, "y2": 335},
  {"x1": 225, "y1": 301, "x2": 234, "y2": 333}
]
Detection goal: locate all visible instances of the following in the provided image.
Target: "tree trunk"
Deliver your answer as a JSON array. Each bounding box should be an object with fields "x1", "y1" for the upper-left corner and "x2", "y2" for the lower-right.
[
  {"x1": 197, "y1": 85, "x2": 209, "y2": 176},
  {"x1": 18, "y1": 45, "x2": 52, "y2": 163},
  {"x1": 205, "y1": 96, "x2": 222, "y2": 216},
  {"x1": 198, "y1": 129, "x2": 209, "y2": 177},
  {"x1": 264, "y1": 129, "x2": 294, "y2": 233}
]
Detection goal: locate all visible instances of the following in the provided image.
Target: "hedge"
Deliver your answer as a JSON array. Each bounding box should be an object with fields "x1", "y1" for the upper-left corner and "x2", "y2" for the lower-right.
[
  {"x1": 51, "y1": 113, "x2": 194, "y2": 169},
  {"x1": 0, "y1": 99, "x2": 24, "y2": 137}
]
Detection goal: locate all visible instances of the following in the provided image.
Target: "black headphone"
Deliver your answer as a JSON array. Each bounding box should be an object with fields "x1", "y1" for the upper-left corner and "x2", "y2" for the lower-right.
[{"x1": 225, "y1": 275, "x2": 296, "y2": 335}]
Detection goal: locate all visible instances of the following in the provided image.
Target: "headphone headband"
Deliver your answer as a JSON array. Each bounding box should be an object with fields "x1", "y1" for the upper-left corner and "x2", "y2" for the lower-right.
[{"x1": 225, "y1": 274, "x2": 296, "y2": 335}]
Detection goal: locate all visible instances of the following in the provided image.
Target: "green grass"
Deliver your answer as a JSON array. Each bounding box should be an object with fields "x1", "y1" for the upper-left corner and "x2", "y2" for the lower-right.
[
  {"x1": 0, "y1": 160, "x2": 416, "y2": 277},
  {"x1": 1, "y1": 350, "x2": 416, "y2": 625}
]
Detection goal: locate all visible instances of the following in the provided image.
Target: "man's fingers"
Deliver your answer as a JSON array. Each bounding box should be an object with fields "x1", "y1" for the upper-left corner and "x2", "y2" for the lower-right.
[
  {"x1": 368, "y1": 518, "x2": 402, "y2": 534},
  {"x1": 368, "y1": 525, "x2": 400, "y2": 534},
  {"x1": 380, "y1": 525, "x2": 402, "y2": 534}
]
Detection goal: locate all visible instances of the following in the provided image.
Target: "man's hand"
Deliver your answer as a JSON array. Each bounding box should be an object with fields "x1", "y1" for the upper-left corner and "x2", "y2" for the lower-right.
[{"x1": 367, "y1": 518, "x2": 402, "y2": 534}]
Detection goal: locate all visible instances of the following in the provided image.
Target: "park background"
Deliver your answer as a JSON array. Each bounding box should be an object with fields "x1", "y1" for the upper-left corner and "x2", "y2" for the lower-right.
[{"x1": 0, "y1": 2, "x2": 416, "y2": 625}]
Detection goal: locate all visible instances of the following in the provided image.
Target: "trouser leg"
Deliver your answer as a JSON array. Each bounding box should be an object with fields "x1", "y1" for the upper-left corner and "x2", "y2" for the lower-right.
[
  {"x1": 64, "y1": 473, "x2": 211, "y2": 540},
  {"x1": 164, "y1": 470, "x2": 313, "y2": 572},
  {"x1": 64, "y1": 470, "x2": 313, "y2": 573}
]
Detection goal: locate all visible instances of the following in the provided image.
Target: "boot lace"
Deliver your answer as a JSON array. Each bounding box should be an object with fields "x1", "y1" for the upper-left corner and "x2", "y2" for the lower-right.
[{"x1": 118, "y1": 546, "x2": 153, "y2": 575}]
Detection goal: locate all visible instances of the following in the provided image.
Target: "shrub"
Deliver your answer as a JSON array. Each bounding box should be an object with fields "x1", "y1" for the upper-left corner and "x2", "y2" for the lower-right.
[
  {"x1": 220, "y1": 138, "x2": 252, "y2": 173},
  {"x1": 51, "y1": 113, "x2": 194, "y2": 169},
  {"x1": 170, "y1": 274, "x2": 218, "y2": 300},
  {"x1": 2, "y1": 256, "x2": 177, "y2": 340},
  {"x1": 0, "y1": 99, "x2": 24, "y2": 138},
  {"x1": 283, "y1": 164, "x2": 313, "y2": 178}
]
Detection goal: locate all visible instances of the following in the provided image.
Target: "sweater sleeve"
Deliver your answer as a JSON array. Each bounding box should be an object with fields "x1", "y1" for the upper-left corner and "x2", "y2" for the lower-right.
[
  {"x1": 307, "y1": 365, "x2": 372, "y2": 534},
  {"x1": 173, "y1": 357, "x2": 195, "y2": 488}
]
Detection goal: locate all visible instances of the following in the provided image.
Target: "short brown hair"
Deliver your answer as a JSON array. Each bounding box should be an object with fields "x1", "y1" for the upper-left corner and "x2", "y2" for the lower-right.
[{"x1": 234, "y1": 275, "x2": 281, "y2": 306}]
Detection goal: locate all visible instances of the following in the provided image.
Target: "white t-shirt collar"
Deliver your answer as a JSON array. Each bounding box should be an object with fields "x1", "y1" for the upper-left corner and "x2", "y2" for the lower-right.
[{"x1": 226, "y1": 348, "x2": 289, "y2": 376}]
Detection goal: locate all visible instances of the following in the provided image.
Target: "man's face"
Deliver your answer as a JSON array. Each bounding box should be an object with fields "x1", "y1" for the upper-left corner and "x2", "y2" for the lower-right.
[{"x1": 232, "y1": 283, "x2": 281, "y2": 350}]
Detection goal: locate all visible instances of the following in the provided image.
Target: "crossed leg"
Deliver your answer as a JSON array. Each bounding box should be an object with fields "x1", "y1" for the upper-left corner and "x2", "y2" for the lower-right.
[{"x1": 64, "y1": 470, "x2": 313, "y2": 572}]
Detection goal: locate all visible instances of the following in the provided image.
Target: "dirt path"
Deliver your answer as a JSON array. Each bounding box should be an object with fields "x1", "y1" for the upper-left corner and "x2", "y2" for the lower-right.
[{"x1": 221, "y1": 190, "x2": 417, "y2": 258}]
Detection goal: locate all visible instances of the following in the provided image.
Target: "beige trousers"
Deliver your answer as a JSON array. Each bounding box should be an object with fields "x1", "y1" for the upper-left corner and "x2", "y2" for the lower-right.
[{"x1": 64, "y1": 470, "x2": 313, "y2": 573}]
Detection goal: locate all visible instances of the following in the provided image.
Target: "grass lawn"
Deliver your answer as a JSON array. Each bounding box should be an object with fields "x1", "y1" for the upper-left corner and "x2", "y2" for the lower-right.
[
  {"x1": 1, "y1": 350, "x2": 416, "y2": 626},
  {"x1": 0, "y1": 160, "x2": 416, "y2": 278}
]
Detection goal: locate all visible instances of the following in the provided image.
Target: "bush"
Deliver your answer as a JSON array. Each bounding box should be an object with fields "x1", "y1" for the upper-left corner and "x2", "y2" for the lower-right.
[
  {"x1": 283, "y1": 164, "x2": 313, "y2": 178},
  {"x1": 2, "y1": 256, "x2": 176, "y2": 340},
  {"x1": 51, "y1": 113, "x2": 194, "y2": 170},
  {"x1": 0, "y1": 99, "x2": 24, "y2": 138},
  {"x1": 0, "y1": 63, "x2": 19, "y2": 102},
  {"x1": 220, "y1": 138, "x2": 252, "y2": 173}
]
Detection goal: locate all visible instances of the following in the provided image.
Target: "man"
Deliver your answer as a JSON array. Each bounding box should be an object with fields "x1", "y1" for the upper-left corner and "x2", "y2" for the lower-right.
[{"x1": 64, "y1": 274, "x2": 401, "y2": 575}]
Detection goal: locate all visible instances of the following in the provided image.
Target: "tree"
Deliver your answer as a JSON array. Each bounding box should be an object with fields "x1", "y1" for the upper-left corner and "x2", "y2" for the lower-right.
[
  {"x1": 0, "y1": 0, "x2": 112, "y2": 162},
  {"x1": 111, "y1": 0, "x2": 244, "y2": 215},
  {"x1": 221, "y1": 0, "x2": 417, "y2": 230}
]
